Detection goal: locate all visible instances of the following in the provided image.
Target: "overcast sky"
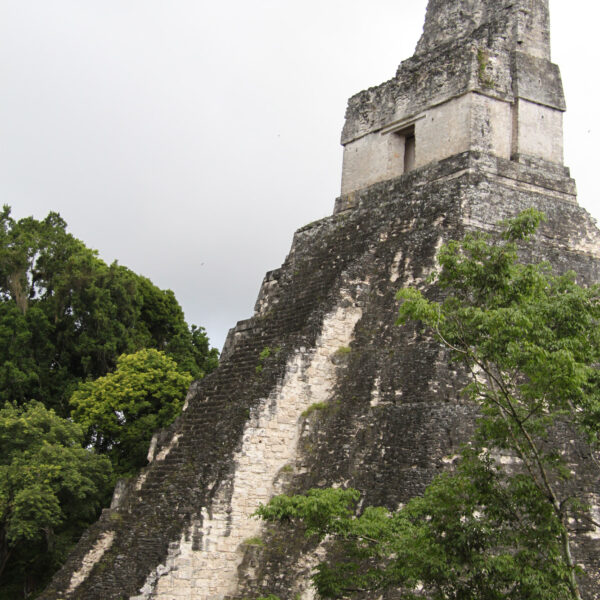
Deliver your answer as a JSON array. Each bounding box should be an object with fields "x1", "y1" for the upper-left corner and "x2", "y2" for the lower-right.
[{"x1": 1, "y1": 1, "x2": 599, "y2": 350}]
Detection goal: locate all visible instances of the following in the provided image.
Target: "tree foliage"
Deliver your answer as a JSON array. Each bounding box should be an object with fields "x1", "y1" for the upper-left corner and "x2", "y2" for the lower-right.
[
  {"x1": 70, "y1": 349, "x2": 192, "y2": 476},
  {"x1": 0, "y1": 401, "x2": 112, "y2": 598},
  {"x1": 257, "y1": 454, "x2": 575, "y2": 599},
  {"x1": 0, "y1": 205, "x2": 218, "y2": 416},
  {"x1": 257, "y1": 210, "x2": 600, "y2": 599}
]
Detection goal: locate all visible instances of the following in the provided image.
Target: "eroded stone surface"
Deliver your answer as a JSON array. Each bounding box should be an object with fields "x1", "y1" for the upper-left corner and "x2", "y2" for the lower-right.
[
  {"x1": 66, "y1": 532, "x2": 115, "y2": 594},
  {"x1": 416, "y1": 0, "x2": 551, "y2": 60},
  {"x1": 132, "y1": 299, "x2": 363, "y2": 599}
]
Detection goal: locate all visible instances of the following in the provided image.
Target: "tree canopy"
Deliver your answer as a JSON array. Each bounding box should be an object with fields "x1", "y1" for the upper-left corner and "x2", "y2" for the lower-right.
[
  {"x1": 0, "y1": 205, "x2": 218, "y2": 416},
  {"x1": 70, "y1": 349, "x2": 192, "y2": 476},
  {"x1": 256, "y1": 210, "x2": 600, "y2": 599},
  {"x1": 0, "y1": 401, "x2": 112, "y2": 598}
]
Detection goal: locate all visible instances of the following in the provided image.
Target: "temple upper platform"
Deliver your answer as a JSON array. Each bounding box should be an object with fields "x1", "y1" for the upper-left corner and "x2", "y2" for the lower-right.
[{"x1": 340, "y1": 0, "x2": 566, "y2": 195}]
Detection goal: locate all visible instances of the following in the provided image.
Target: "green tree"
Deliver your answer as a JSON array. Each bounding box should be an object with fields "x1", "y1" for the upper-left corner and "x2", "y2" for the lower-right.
[
  {"x1": 70, "y1": 349, "x2": 192, "y2": 476},
  {"x1": 0, "y1": 401, "x2": 112, "y2": 598},
  {"x1": 257, "y1": 210, "x2": 600, "y2": 599},
  {"x1": 0, "y1": 206, "x2": 218, "y2": 415},
  {"x1": 257, "y1": 454, "x2": 576, "y2": 599}
]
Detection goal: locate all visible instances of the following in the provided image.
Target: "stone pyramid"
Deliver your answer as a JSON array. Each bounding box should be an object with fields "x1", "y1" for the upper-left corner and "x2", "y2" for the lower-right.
[{"x1": 43, "y1": 1, "x2": 600, "y2": 598}]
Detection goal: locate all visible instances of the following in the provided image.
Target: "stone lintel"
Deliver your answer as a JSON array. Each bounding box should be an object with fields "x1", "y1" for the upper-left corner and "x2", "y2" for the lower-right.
[{"x1": 341, "y1": 42, "x2": 487, "y2": 146}]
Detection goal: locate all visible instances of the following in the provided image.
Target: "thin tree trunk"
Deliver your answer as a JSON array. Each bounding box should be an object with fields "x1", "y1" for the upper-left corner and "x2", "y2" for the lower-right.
[
  {"x1": 479, "y1": 364, "x2": 583, "y2": 599},
  {"x1": 0, "y1": 543, "x2": 13, "y2": 582},
  {"x1": 7, "y1": 270, "x2": 28, "y2": 314},
  {"x1": 561, "y1": 521, "x2": 582, "y2": 600}
]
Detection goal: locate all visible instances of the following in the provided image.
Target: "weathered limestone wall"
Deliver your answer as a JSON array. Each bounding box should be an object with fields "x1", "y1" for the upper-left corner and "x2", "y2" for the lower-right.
[
  {"x1": 512, "y1": 52, "x2": 566, "y2": 110},
  {"x1": 414, "y1": 93, "x2": 514, "y2": 168},
  {"x1": 131, "y1": 299, "x2": 363, "y2": 600},
  {"x1": 341, "y1": 131, "x2": 407, "y2": 195},
  {"x1": 415, "y1": 0, "x2": 551, "y2": 60},
  {"x1": 469, "y1": 93, "x2": 513, "y2": 158},
  {"x1": 513, "y1": 98, "x2": 564, "y2": 163},
  {"x1": 511, "y1": 0, "x2": 552, "y2": 60},
  {"x1": 66, "y1": 533, "x2": 115, "y2": 595},
  {"x1": 415, "y1": 94, "x2": 473, "y2": 167}
]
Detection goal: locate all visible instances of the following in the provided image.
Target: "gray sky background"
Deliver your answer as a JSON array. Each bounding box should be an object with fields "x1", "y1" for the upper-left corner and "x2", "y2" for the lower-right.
[{"x1": 1, "y1": 1, "x2": 598, "y2": 350}]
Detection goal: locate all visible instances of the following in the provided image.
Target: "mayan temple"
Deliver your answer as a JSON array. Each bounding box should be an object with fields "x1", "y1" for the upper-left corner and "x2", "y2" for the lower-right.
[{"x1": 43, "y1": 1, "x2": 600, "y2": 598}]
